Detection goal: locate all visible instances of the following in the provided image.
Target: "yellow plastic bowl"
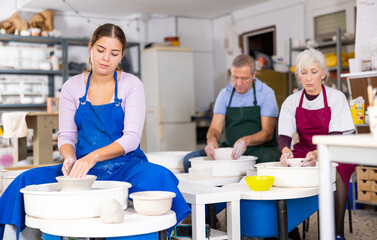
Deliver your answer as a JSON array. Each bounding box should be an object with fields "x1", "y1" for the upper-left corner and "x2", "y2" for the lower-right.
[{"x1": 245, "y1": 176, "x2": 275, "y2": 191}]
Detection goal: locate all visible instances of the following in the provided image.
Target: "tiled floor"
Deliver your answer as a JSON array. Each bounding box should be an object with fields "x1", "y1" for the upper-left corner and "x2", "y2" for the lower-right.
[{"x1": 217, "y1": 205, "x2": 376, "y2": 240}]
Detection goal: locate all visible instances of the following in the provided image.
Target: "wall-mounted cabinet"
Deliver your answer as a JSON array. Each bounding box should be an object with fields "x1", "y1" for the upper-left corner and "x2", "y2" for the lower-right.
[{"x1": 0, "y1": 34, "x2": 140, "y2": 111}]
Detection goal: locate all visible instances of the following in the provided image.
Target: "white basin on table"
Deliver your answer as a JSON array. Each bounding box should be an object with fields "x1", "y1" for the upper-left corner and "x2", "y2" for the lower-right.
[
  {"x1": 21, "y1": 181, "x2": 131, "y2": 219},
  {"x1": 255, "y1": 162, "x2": 338, "y2": 188},
  {"x1": 189, "y1": 156, "x2": 257, "y2": 178}
]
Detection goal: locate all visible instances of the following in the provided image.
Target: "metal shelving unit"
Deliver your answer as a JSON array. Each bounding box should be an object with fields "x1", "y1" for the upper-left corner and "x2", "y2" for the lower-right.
[
  {"x1": 0, "y1": 34, "x2": 140, "y2": 110},
  {"x1": 288, "y1": 28, "x2": 354, "y2": 94}
]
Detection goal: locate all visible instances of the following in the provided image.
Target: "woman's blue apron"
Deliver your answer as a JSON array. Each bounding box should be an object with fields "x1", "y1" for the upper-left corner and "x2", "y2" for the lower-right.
[{"x1": 0, "y1": 71, "x2": 190, "y2": 238}]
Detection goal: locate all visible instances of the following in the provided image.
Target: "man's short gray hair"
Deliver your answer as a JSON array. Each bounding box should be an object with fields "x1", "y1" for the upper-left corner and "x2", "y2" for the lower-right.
[
  {"x1": 232, "y1": 54, "x2": 256, "y2": 74},
  {"x1": 295, "y1": 48, "x2": 328, "y2": 82}
]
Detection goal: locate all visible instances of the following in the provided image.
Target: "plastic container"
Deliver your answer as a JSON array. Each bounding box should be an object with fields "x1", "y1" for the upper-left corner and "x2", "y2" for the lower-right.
[
  {"x1": 255, "y1": 162, "x2": 338, "y2": 188},
  {"x1": 189, "y1": 156, "x2": 257, "y2": 178},
  {"x1": 130, "y1": 191, "x2": 175, "y2": 216},
  {"x1": 21, "y1": 181, "x2": 131, "y2": 219},
  {"x1": 245, "y1": 176, "x2": 275, "y2": 191}
]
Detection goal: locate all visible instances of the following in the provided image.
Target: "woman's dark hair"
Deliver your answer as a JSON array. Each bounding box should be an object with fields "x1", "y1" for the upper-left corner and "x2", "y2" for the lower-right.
[{"x1": 87, "y1": 23, "x2": 127, "y2": 70}]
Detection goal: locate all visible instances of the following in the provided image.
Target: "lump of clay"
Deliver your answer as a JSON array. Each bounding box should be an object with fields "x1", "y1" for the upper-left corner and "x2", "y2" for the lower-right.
[{"x1": 100, "y1": 199, "x2": 124, "y2": 224}]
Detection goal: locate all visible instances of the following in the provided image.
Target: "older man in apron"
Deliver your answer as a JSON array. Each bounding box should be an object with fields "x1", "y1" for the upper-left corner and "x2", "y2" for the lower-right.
[{"x1": 183, "y1": 54, "x2": 279, "y2": 172}]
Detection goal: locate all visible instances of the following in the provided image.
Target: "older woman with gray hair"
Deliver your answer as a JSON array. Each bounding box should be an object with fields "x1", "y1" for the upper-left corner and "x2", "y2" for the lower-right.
[{"x1": 278, "y1": 48, "x2": 355, "y2": 240}]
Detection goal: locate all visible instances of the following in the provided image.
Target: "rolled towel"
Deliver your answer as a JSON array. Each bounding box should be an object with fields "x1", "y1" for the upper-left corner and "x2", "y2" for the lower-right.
[{"x1": 2, "y1": 112, "x2": 29, "y2": 138}]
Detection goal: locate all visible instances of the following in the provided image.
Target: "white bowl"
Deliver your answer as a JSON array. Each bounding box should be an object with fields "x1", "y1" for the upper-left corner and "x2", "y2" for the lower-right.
[
  {"x1": 255, "y1": 162, "x2": 338, "y2": 188},
  {"x1": 214, "y1": 147, "x2": 233, "y2": 160},
  {"x1": 56, "y1": 175, "x2": 97, "y2": 192},
  {"x1": 287, "y1": 158, "x2": 305, "y2": 167},
  {"x1": 129, "y1": 191, "x2": 176, "y2": 216},
  {"x1": 21, "y1": 181, "x2": 132, "y2": 219},
  {"x1": 189, "y1": 156, "x2": 257, "y2": 178}
]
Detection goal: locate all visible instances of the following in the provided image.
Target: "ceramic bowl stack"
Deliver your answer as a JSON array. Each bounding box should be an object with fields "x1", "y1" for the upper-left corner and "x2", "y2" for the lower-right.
[
  {"x1": 21, "y1": 180, "x2": 132, "y2": 219},
  {"x1": 146, "y1": 151, "x2": 190, "y2": 173}
]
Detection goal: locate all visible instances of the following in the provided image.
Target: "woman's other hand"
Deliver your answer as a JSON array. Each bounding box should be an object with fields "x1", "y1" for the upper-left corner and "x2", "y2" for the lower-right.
[
  {"x1": 303, "y1": 151, "x2": 317, "y2": 167},
  {"x1": 62, "y1": 157, "x2": 76, "y2": 176},
  {"x1": 68, "y1": 156, "x2": 97, "y2": 178},
  {"x1": 232, "y1": 139, "x2": 246, "y2": 160},
  {"x1": 280, "y1": 147, "x2": 293, "y2": 167}
]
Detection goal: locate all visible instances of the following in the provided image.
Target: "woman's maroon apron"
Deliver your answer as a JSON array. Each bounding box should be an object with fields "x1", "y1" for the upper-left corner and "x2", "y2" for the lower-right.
[{"x1": 293, "y1": 85, "x2": 355, "y2": 192}]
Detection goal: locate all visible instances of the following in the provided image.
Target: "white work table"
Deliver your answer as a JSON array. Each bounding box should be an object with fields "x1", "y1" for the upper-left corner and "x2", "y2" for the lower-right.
[
  {"x1": 178, "y1": 174, "x2": 326, "y2": 240},
  {"x1": 222, "y1": 182, "x2": 320, "y2": 200},
  {"x1": 178, "y1": 181, "x2": 240, "y2": 240},
  {"x1": 313, "y1": 134, "x2": 377, "y2": 240},
  {"x1": 26, "y1": 208, "x2": 176, "y2": 239},
  {"x1": 175, "y1": 173, "x2": 242, "y2": 186},
  {"x1": 222, "y1": 181, "x2": 328, "y2": 240}
]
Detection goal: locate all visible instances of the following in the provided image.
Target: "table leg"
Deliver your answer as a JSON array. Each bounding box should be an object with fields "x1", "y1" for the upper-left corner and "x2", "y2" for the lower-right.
[
  {"x1": 317, "y1": 144, "x2": 335, "y2": 239},
  {"x1": 13, "y1": 137, "x2": 28, "y2": 163},
  {"x1": 191, "y1": 203, "x2": 206, "y2": 240},
  {"x1": 207, "y1": 203, "x2": 216, "y2": 229},
  {"x1": 277, "y1": 199, "x2": 288, "y2": 240},
  {"x1": 317, "y1": 210, "x2": 320, "y2": 240},
  {"x1": 227, "y1": 199, "x2": 240, "y2": 239},
  {"x1": 158, "y1": 230, "x2": 167, "y2": 240}
]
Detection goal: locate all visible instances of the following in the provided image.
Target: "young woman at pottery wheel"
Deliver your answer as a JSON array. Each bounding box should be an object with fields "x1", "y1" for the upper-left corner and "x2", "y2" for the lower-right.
[{"x1": 0, "y1": 23, "x2": 190, "y2": 239}]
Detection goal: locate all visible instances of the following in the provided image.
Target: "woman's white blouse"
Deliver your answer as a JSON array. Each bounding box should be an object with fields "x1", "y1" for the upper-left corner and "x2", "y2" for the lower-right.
[{"x1": 278, "y1": 86, "x2": 355, "y2": 138}]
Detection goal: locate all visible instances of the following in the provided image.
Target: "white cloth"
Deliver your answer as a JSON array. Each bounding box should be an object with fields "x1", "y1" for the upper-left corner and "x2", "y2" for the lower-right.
[
  {"x1": 1, "y1": 112, "x2": 28, "y2": 138},
  {"x1": 278, "y1": 86, "x2": 355, "y2": 137}
]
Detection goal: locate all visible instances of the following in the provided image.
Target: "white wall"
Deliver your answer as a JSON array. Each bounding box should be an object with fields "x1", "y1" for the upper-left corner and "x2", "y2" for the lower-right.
[
  {"x1": 212, "y1": 0, "x2": 306, "y2": 95},
  {"x1": 306, "y1": 0, "x2": 356, "y2": 39},
  {"x1": 213, "y1": 15, "x2": 232, "y2": 95},
  {"x1": 1, "y1": 0, "x2": 358, "y2": 111},
  {"x1": 212, "y1": 0, "x2": 356, "y2": 96},
  {"x1": 143, "y1": 16, "x2": 215, "y2": 112},
  {"x1": 178, "y1": 18, "x2": 214, "y2": 112}
]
